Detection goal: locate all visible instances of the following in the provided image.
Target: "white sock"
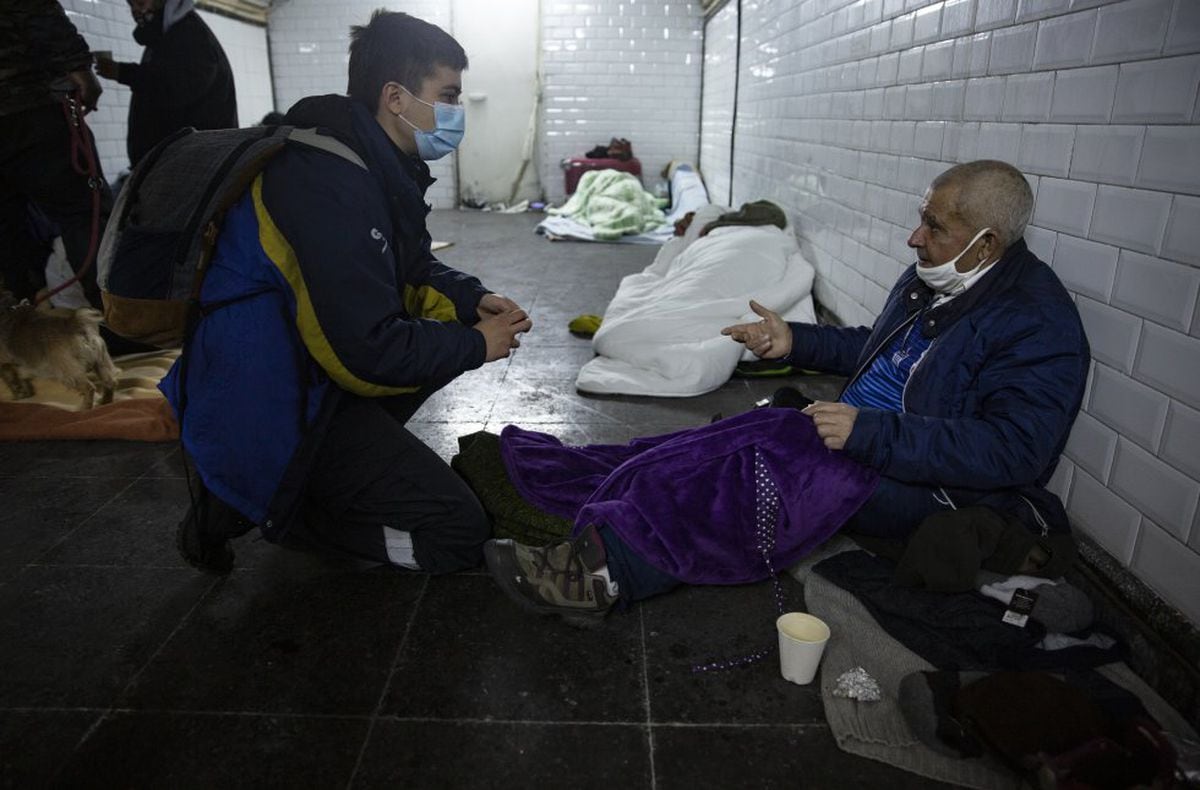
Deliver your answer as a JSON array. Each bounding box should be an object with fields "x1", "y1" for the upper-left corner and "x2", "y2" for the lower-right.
[
  {"x1": 594, "y1": 564, "x2": 619, "y2": 597},
  {"x1": 382, "y1": 526, "x2": 421, "y2": 570}
]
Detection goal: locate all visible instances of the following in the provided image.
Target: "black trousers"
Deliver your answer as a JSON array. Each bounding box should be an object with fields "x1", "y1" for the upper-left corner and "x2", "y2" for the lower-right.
[
  {"x1": 0, "y1": 103, "x2": 112, "y2": 306},
  {"x1": 286, "y1": 390, "x2": 491, "y2": 574}
]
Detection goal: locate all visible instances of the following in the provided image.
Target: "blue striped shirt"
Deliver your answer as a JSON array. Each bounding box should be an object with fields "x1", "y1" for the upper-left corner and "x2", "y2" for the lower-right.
[{"x1": 841, "y1": 318, "x2": 931, "y2": 412}]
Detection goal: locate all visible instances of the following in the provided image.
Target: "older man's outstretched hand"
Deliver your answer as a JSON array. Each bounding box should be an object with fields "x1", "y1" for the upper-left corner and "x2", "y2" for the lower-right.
[
  {"x1": 802, "y1": 401, "x2": 859, "y2": 451},
  {"x1": 720, "y1": 300, "x2": 793, "y2": 359}
]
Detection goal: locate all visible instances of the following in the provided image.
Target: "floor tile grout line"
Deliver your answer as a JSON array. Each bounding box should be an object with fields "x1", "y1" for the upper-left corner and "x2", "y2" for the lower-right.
[
  {"x1": 21, "y1": 477, "x2": 143, "y2": 574},
  {"x1": 344, "y1": 573, "x2": 430, "y2": 790},
  {"x1": 639, "y1": 607, "x2": 657, "y2": 790},
  {"x1": 0, "y1": 703, "x2": 832, "y2": 729},
  {"x1": 56, "y1": 572, "x2": 225, "y2": 783}
]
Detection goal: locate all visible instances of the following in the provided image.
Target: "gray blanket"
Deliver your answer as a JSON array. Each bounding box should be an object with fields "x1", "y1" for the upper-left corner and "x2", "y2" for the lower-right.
[{"x1": 794, "y1": 541, "x2": 1198, "y2": 790}]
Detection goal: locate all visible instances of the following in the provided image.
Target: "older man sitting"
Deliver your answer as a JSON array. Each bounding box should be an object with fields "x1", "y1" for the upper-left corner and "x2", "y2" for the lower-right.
[{"x1": 485, "y1": 159, "x2": 1090, "y2": 624}]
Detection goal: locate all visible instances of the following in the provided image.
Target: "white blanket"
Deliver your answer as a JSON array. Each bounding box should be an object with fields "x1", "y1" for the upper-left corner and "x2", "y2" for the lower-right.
[{"x1": 576, "y1": 205, "x2": 816, "y2": 397}]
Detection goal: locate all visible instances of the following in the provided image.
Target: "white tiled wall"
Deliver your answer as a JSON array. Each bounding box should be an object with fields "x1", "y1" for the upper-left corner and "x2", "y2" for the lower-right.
[
  {"x1": 699, "y1": 2, "x2": 738, "y2": 207},
  {"x1": 59, "y1": 1, "x2": 273, "y2": 178},
  {"x1": 705, "y1": 0, "x2": 1200, "y2": 624},
  {"x1": 267, "y1": 0, "x2": 458, "y2": 208},
  {"x1": 538, "y1": 1, "x2": 705, "y2": 205}
]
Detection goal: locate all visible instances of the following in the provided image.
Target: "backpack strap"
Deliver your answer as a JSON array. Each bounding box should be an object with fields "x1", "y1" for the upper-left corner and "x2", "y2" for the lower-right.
[{"x1": 286, "y1": 127, "x2": 368, "y2": 171}]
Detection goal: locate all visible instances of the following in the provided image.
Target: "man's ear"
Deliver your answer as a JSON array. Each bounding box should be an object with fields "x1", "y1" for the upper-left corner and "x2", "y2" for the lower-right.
[
  {"x1": 979, "y1": 229, "x2": 1000, "y2": 261},
  {"x1": 379, "y1": 82, "x2": 411, "y2": 117}
]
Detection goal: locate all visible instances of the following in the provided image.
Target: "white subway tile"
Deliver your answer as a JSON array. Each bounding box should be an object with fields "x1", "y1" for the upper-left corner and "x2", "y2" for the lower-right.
[
  {"x1": 1162, "y1": 195, "x2": 1200, "y2": 267},
  {"x1": 1065, "y1": 410, "x2": 1119, "y2": 481},
  {"x1": 913, "y1": 120, "x2": 946, "y2": 158},
  {"x1": 964, "y1": 76, "x2": 1006, "y2": 119},
  {"x1": 891, "y1": 11, "x2": 916, "y2": 48},
  {"x1": 1091, "y1": 0, "x2": 1172, "y2": 64},
  {"x1": 1033, "y1": 177, "x2": 1097, "y2": 236},
  {"x1": 976, "y1": 0, "x2": 1017, "y2": 29},
  {"x1": 871, "y1": 19, "x2": 894, "y2": 53},
  {"x1": 1046, "y1": 457, "x2": 1074, "y2": 502},
  {"x1": 1133, "y1": 322, "x2": 1200, "y2": 409},
  {"x1": 878, "y1": 51, "x2": 901, "y2": 83},
  {"x1": 1164, "y1": 0, "x2": 1200, "y2": 57},
  {"x1": 1131, "y1": 521, "x2": 1200, "y2": 625},
  {"x1": 1090, "y1": 186, "x2": 1170, "y2": 255},
  {"x1": 885, "y1": 85, "x2": 908, "y2": 118},
  {"x1": 1111, "y1": 439, "x2": 1200, "y2": 540},
  {"x1": 1089, "y1": 362, "x2": 1170, "y2": 451},
  {"x1": 1068, "y1": 467, "x2": 1141, "y2": 562},
  {"x1": 899, "y1": 46, "x2": 925, "y2": 82},
  {"x1": 953, "y1": 31, "x2": 992, "y2": 78},
  {"x1": 1004, "y1": 73, "x2": 1055, "y2": 121},
  {"x1": 988, "y1": 22, "x2": 1038, "y2": 74},
  {"x1": 931, "y1": 79, "x2": 966, "y2": 119},
  {"x1": 1112, "y1": 55, "x2": 1200, "y2": 123},
  {"x1": 1017, "y1": 0, "x2": 1070, "y2": 22},
  {"x1": 1112, "y1": 250, "x2": 1200, "y2": 332},
  {"x1": 977, "y1": 122, "x2": 1022, "y2": 162},
  {"x1": 941, "y1": 0, "x2": 975, "y2": 36},
  {"x1": 1135, "y1": 125, "x2": 1200, "y2": 196},
  {"x1": 1050, "y1": 65, "x2": 1118, "y2": 122},
  {"x1": 1162, "y1": 400, "x2": 1200, "y2": 480},
  {"x1": 1069, "y1": 125, "x2": 1144, "y2": 185},
  {"x1": 1052, "y1": 234, "x2": 1118, "y2": 301},
  {"x1": 1025, "y1": 224, "x2": 1058, "y2": 261},
  {"x1": 1033, "y1": 10, "x2": 1096, "y2": 70},
  {"x1": 923, "y1": 39, "x2": 956, "y2": 79},
  {"x1": 913, "y1": 2, "x2": 942, "y2": 42},
  {"x1": 1077, "y1": 295, "x2": 1142, "y2": 371}
]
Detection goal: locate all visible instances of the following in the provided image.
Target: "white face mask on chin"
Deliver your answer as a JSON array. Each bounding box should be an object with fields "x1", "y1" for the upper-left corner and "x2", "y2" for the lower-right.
[{"x1": 915, "y1": 226, "x2": 993, "y2": 295}]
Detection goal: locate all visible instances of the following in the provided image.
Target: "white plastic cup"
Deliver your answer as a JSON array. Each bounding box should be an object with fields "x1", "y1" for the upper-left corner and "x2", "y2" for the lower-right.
[{"x1": 776, "y1": 612, "x2": 830, "y2": 685}]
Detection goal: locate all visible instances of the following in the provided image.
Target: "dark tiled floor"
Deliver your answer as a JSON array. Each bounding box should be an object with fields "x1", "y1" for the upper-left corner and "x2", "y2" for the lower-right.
[{"x1": 0, "y1": 212, "x2": 954, "y2": 788}]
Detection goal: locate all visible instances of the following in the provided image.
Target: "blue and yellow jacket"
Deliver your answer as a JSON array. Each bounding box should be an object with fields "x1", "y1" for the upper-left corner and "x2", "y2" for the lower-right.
[{"x1": 161, "y1": 95, "x2": 489, "y2": 537}]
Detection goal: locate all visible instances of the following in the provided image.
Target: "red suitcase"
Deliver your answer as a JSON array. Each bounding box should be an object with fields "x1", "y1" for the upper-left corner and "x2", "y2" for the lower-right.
[{"x1": 562, "y1": 156, "x2": 642, "y2": 195}]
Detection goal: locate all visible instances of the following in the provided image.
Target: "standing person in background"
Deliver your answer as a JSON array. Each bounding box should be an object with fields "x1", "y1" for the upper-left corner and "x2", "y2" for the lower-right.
[
  {"x1": 95, "y1": 0, "x2": 237, "y2": 168},
  {"x1": 0, "y1": 0, "x2": 111, "y2": 310}
]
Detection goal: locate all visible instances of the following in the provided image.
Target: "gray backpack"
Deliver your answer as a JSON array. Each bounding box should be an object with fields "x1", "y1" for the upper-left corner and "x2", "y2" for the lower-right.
[{"x1": 96, "y1": 124, "x2": 364, "y2": 347}]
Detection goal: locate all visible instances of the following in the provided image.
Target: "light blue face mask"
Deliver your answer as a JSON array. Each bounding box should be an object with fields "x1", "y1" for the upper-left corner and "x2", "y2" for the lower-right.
[{"x1": 394, "y1": 86, "x2": 465, "y2": 161}]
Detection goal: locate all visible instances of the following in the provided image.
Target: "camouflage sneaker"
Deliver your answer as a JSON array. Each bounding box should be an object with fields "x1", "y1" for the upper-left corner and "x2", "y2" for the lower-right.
[{"x1": 483, "y1": 525, "x2": 616, "y2": 628}]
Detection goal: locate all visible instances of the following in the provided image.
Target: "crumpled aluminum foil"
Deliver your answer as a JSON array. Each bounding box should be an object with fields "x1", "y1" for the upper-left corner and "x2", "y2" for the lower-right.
[{"x1": 832, "y1": 666, "x2": 882, "y2": 702}]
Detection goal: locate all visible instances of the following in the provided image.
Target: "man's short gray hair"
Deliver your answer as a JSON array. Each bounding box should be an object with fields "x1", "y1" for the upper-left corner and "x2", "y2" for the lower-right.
[{"x1": 930, "y1": 160, "x2": 1034, "y2": 249}]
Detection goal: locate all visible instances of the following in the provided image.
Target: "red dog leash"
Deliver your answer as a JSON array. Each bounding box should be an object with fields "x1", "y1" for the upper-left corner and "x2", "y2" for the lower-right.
[{"x1": 35, "y1": 90, "x2": 103, "y2": 306}]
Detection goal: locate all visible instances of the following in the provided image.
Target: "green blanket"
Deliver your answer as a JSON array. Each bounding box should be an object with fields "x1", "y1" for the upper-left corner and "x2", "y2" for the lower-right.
[
  {"x1": 548, "y1": 169, "x2": 665, "y2": 240},
  {"x1": 450, "y1": 431, "x2": 572, "y2": 545}
]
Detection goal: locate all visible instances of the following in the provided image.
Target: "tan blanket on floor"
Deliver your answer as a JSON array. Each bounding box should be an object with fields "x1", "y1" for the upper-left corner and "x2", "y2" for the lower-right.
[{"x1": 0, "y1": 350, "x2": 179, "y2": 442}]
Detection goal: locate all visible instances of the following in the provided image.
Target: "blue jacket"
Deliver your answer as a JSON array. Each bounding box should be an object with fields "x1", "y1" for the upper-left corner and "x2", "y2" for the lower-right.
[
  {"x1": 161, "y1": 96, "x2": 489, "y2": 537},
  {"x1": 787, "y1": 240, "x2": 1089, "y2": 534}
]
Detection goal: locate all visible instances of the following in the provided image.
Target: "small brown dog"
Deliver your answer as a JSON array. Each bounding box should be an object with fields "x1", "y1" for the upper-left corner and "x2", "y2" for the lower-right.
[{"x1": 0, "y1": 294, "x2": 119, "y2": 410}]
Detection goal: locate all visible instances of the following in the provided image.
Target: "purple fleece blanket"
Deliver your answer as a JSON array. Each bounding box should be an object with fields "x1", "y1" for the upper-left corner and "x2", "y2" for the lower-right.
[{"x1": 499, "y1": 409, "x2": 879, "y2": 585}]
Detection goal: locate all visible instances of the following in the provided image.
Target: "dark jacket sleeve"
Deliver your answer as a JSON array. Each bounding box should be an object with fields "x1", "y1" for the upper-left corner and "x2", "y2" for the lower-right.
[
  {"x1": 260, "y1": 149, "x2": 486, "y2": 394},
  {"x1": 116, "y1": 15, "x2": 221, "y2": 108},
  {"x1": 407, "y1": 230, "x2": 489, "y2": 325},
  {"x1": 785, "y1": 322, "x2": 872, "y2": 376},
  {"x1": 27, "y1": 0, "x2": 92, "y2": 75},
  {"x1": 842, "y1": 304, "x2": 1089, "y2": 490}
]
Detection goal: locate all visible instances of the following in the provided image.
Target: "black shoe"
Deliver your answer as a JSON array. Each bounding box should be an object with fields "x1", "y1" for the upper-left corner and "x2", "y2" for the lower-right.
[{"x1": 176, "y1": 483, "x2": 249, "y2": 575}]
